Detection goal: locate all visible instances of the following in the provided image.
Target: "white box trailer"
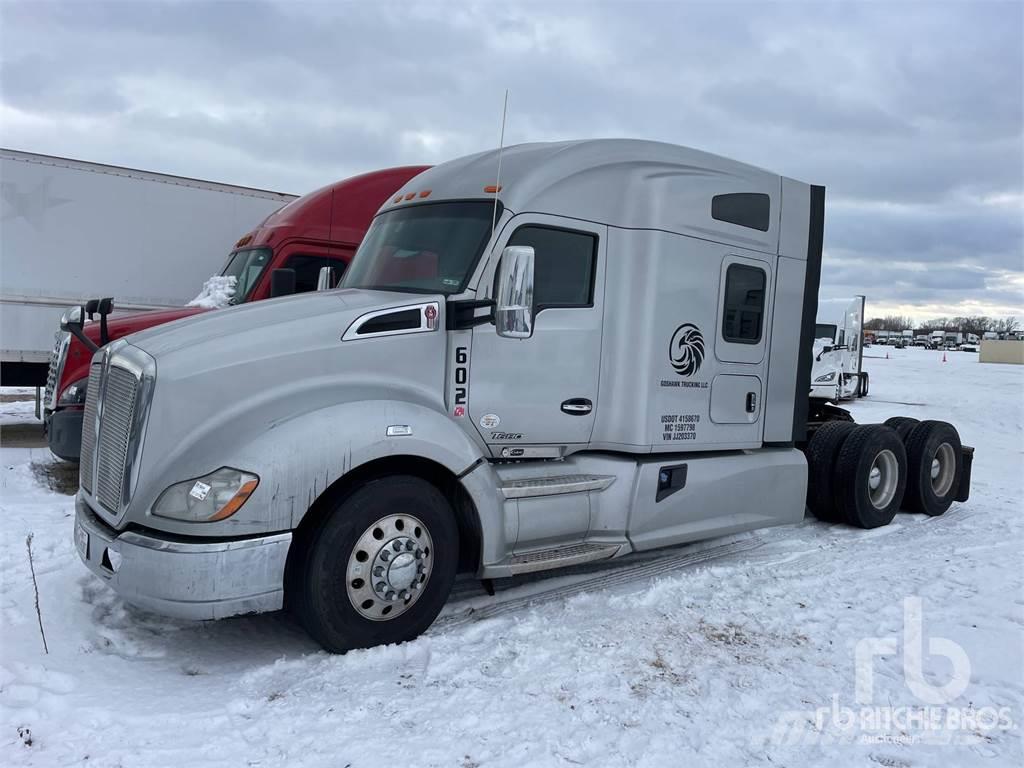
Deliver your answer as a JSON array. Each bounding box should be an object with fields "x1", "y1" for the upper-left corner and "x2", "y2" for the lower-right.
[{"x1": 0, "y1": 149, "x2": 296, "y2": 385}]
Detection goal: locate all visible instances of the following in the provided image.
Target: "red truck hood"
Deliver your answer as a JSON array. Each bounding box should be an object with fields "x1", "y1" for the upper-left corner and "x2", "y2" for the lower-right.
[{"x1": 58, "y1": 306, "x2": 214, "y2": 398}]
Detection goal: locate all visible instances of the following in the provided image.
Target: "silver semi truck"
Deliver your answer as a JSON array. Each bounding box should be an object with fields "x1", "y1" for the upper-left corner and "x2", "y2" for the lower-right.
[{"x1": 74, "y1": 140, "x2": 973, "y2": 652}]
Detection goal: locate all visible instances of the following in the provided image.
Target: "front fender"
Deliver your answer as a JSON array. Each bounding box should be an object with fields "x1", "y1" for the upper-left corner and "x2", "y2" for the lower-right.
[
  {"x1": 133, "y1": 399, "x2": 507, "y2": 568},
  {"x1": 235, "y1": 399, "x2": 487, "y2": 527},
  {"x1": 234, "y1": 400, "x2": 508, "y2": 571}
]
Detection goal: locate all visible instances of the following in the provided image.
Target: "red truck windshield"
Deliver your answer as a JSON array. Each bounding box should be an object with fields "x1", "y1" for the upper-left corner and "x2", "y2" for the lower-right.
[
  {"x1": 341, "y1": 201, "x2": 499, "y2": 295},
  {"x1": 221, "y1": 247, "x2": 272, "y2": 303}
]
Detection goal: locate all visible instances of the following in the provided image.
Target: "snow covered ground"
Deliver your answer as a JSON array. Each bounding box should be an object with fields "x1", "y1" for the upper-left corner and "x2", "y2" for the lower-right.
[{"x1": 1, "y1": 348, "x2": 1021, "y2": 767}]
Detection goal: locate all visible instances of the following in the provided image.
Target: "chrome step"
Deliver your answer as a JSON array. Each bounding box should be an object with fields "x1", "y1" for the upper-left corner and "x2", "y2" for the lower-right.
[
  {"x1": 499, "y1": 474, "x2": 615, "y2": 499},
  {"x1": 508, "y1": 542, "x2": 620, "y2": 575}
]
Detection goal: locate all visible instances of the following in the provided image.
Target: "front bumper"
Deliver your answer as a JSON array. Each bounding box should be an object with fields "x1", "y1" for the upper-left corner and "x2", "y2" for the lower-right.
[
  {"x1": 809, "y1": 382, "x2": 840, "y2": 402},
  {"x1": 45, "y1": 408, "x2": 83, "y2": 462},
  {"x1": 75, "y1": 494, "x2": 292, "y2": 620}
]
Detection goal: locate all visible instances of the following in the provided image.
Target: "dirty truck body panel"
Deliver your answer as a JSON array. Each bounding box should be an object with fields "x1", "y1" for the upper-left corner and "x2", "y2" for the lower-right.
[{"x1": 75, "y1": 139, "x2": 823, "y2": 621}]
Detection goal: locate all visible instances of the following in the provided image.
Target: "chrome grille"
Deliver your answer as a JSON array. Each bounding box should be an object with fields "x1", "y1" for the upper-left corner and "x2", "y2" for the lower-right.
[
  {"x1": 79, "y1": 364, "x2": 103, "y2": 494},
  {"x1": 94, "y1": 366, "x2": 138, "y2": 513},
  {"x1": 44, "y1": 332, "x2": 71, "y2": 410}
]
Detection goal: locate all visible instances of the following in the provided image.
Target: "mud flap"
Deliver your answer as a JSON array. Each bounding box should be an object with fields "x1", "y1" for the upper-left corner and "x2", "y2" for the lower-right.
[{"x1": 955, "y1": 445, "x2": 974, "y2": 503}]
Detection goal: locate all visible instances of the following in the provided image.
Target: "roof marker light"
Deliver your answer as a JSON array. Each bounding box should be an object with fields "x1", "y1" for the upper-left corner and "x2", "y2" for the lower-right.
[
  {"x1": 419, "y1": 190, "x2": 432, "y2": 198},
  {"x1": 393, "y1": 195, "x2": 403, "y2": 203},
  {"x1": 484, "y1": 185, "x2": 502, "y2": 194},
  {"x1": 404, "y1": 192, "x2": 416, "y2": 201}
]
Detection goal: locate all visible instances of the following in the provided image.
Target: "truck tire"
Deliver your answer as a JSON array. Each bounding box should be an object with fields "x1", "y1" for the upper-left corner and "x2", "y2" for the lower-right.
[
  {"x1": 903, "y1": 420, "x2": 962, "y2": 516},
  {"x1": 883, "y1": 416, "x2": 919, "y2": 442},
  {"x1": 834, "y1": 425, "x2": 907, "y2": 529},
  {"x1": 857, "y1": 371, "x2": 870, "y2": 397},
  {"x1": 805, "y1": 421, "x2": 857, "y2": 522},
  {"x1": 289, "y1": 475, "x2": 459, "y2": 653}
]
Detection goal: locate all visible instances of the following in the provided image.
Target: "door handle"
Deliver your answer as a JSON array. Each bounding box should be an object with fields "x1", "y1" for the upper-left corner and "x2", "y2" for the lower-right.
[
  {"x1": 745, "y1": 392, "x2": 757, "y2": 413},
  {"x1": 561, "y1": 398, "x2": 592, "y2": 415}
]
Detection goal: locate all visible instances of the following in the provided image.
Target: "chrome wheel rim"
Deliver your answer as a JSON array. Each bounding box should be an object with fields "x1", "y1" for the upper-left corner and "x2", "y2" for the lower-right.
[
  {"x1": 931, "y1": 442, "x2": 956, "y2": 497},
  {"x1": 868, "y1": 449, "x2": 899, "y2": 509},
  {"x1": 346, "y1": 513, "x2": 433, "y2": 621}
]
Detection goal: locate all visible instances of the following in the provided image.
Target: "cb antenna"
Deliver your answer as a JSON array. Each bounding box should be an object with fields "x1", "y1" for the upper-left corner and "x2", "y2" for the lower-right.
[{"x1": 491, "y1": 89, "x2": 509, "y2": 235}]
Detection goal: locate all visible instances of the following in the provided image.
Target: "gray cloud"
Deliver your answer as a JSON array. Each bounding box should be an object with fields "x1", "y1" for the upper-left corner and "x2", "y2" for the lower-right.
[{"x1": 1, "y1": 0, "x2": 1021, "y2": 320}]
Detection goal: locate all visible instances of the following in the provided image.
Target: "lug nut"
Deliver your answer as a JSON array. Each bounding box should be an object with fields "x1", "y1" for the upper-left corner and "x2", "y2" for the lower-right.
[
  {"x1": 400, "y1": 590, "x2": 410, "y2": 600},
  {"x1": 415, "y1": 550, "x2": 424, "y2": 559},
  {"x1": 405, "y1": 540, "x2": 415, "y2": 551},
  {"x1": 385, "y1": 590, "x2": 396, "y2": 601},
  {"x1": 380, "y1": 550, "x2": 391, "y2": 562},
  {"x1": 392, "y1": 541, "x2": 402, "y2": 552},
  {"x1": 375, "y1": 581, "x2": 387, "y2": 593},
  {"x1": 373, "y1": 566, "x2": 384, "y2": 577}
]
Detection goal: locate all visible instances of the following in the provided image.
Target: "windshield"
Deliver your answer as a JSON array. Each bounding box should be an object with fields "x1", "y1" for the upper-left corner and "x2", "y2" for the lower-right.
[
  {"x1": 815, "y1": 323, "x2": 838, "y2": 341},
  {"x1": 340, "y1": 201, "x2": 499, "y2": 295},
  {"x1": 220, "y1": 247, "x2": 272, "y2": 303}
]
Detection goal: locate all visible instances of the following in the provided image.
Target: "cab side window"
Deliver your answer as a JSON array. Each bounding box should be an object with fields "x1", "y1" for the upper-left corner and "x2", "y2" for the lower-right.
[
  {"x1": 507, "y1": 226, "x2": 597, "y2": 310},
  {"x1": 722, "y1": 264, "x2": 766, "y2": 343},
  {"x1": 283, "y1": 255, "x2": 346, "y2": 293}
]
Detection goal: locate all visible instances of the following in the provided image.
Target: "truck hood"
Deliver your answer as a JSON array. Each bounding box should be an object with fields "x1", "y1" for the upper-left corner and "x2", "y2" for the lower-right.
[
  {"x1": 127, "y1": 289, "x2": 423, "y2": 358},
  {"x1": 85, "y1": 306, "x2": 209, "y2": 343},
  {"x1": 121, "y1": 288, "x2": 450, "y2": 529}
]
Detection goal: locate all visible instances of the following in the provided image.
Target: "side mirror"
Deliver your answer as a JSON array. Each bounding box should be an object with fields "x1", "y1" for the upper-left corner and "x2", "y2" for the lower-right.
[
  {"x1": 270, "y1": 268, "x2": 297, "y2": 298},
  {"x1": 60, "y1": 305, "x2": 84, "y2": 332},
  {"x1": 495, "y1": 245, "x2": 535, "y2": 339},
  {"x1": 60, "y1": 305, "x2": 99, "y2": 353},
  {"x1": 316, "y1": 266, "x2": 337, "y2": 291}
]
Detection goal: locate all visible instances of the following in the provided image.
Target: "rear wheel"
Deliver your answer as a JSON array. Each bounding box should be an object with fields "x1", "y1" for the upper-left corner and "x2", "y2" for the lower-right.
[
  {"x1": 288, "y1": 475, "x2": 458, "y2": 653},
  {"x1": 834, "y1": 424, "x2": 907, "y2": 528},
  {"x1": 805, "y1": 421, "x2": 857, "y2": 522},
  {"x1": 884, "y1": 416, "x2": 919, "y2": 442},
  {"x1": 857, "y1": 371, "x2": 870, "y2": 397},
  {"x1": 903, "y1": 420, "x2": 962, "y2": 516}
]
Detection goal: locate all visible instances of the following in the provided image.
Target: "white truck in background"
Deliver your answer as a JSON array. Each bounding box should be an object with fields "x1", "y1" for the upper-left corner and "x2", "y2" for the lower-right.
[
  {"x1": 0, "y1": 148, "x2": 296, "y2": 387},
  {"x1": 810, "y1": 295, "x2": 867, "y2": 401}
]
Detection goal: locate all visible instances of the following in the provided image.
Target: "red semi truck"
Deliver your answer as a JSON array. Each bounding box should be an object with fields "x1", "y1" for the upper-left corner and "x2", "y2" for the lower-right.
[{"x1": 45, "y1": 165, "x2": 429, "y2": 461}]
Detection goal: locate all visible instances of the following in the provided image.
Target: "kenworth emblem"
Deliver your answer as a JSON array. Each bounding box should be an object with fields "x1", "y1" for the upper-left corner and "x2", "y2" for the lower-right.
[{"x1": 669, "y1": 323, "x2": 705, "y2": 377}]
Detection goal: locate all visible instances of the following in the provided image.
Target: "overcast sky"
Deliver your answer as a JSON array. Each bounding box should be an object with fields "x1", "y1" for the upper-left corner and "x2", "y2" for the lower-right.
[{"x1": 2, "y1": 0, "x2": 1021, "y2": 322}]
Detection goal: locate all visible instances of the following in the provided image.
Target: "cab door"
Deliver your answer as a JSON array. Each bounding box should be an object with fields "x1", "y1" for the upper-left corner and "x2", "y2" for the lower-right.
[
  {"x1": 709, "y1": 252, "x2": 773, "y2": 444},
  {"x1": 468, "y1": 214, "x2": 607, "y2": 449}
]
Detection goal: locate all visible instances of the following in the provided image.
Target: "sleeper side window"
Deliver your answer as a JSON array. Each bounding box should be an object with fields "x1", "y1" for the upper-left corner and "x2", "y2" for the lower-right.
[
  {"x1": 711, "y1": 193, "x2": 771, "y2": 232},
  {"x1": 722, "y1": 264, "x2": 766, "y2": 344},
  {"x1": 505, "y1": 226, "x2": 597, "y2": 310}
]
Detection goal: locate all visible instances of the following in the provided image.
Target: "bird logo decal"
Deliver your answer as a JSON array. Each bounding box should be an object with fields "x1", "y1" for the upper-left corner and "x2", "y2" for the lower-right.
[{"x1": 669, "y1": 324, "x2": 705, "y2": 376}]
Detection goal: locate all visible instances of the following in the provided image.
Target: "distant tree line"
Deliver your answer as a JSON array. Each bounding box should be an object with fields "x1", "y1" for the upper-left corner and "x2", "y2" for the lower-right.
[{"x1": 864, "y1": 315, "x2": 1019, "y2": 335}]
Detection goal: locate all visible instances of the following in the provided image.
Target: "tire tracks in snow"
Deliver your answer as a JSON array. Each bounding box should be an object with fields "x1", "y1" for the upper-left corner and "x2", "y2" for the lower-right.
[{"x1": 434, "y1": 536, "x2": 764, "y2": 631}]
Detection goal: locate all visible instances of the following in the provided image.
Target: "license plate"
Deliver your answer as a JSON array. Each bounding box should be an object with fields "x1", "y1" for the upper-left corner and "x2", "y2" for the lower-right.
[{"x1": 75, "y1": 522, "x2": 89, "y2": 560}]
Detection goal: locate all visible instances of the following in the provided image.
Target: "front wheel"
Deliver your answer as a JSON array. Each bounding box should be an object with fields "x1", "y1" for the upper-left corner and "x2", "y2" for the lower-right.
[{"x1": 289, "y1": 475, "x2": 459, "y2": 653}]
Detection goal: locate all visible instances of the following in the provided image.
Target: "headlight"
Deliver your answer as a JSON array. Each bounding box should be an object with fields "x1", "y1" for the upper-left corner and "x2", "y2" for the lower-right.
[
  {"x1": 152, "y1": 467, "x2": 259, "y2": 522},
  {"x1": 57, "y1": 377, "x2": 88, "y2": 406},
  {"x1": 814, "y1": 371, "x2": 836, "y2": 383}
]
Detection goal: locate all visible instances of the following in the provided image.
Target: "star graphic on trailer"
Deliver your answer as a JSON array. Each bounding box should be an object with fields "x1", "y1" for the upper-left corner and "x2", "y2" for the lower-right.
[{"x1": 1, "y1": 178, "x2": 73, "y2": 229}]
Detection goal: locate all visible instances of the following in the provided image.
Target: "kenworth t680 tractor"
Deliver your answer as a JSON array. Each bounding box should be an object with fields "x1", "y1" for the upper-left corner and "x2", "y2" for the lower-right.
[{"x1": 74, "y1": 140, "x2": 973, "y2": 652}]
